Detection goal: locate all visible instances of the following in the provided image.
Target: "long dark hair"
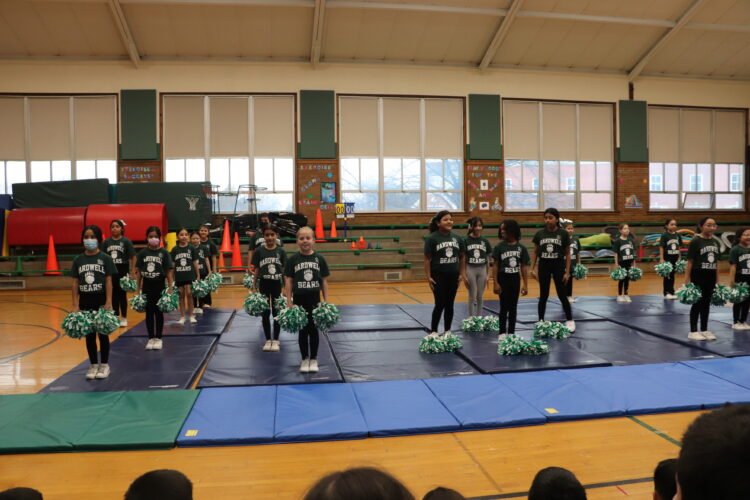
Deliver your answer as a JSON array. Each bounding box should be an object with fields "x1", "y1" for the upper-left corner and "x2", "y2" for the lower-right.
[
  {"x1": 543, "y1": 207, "x2": 561, "y2": 227},
  {"x1": 664, "y1": 218, "x2": 676, "y2": 229},
  {"x1": 735, "y1": 228, "x2": 750, "y2": 246},
  {"x1": 303, "y1": 467, "x2": 415, "y2": 500},
  {"x1": 466, "y1": 217, "x2": 483, "y2": 236},
  {"x1": 110, "y1": 219, "x2": 126, "y2": 235},
  {"x1": 81, "y1": 225, "x2": 103, "y2": 244},
  {"x1": 145, "y1": 226, "x2": 162, "y2": 239},
  {"x1": 500, "y1": 219, "x2": 521, "y2": 242},
  {"x1": 262, "y1": 224, "x2": 279, "y2": 235},
  {"x1": 697, "y1": 216, "x2": 717, "y2": 233},
  {"x1": 429, "y1": 210, "x2": 451, "y2": 233}
]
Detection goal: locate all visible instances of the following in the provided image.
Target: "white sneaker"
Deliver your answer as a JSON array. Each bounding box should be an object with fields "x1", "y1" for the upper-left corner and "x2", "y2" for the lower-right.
[
  {"x1": 498, "y1": 333, "x2": 508, "y2": 341},
  {"x1": 665, "y1": 294, "x2": 677, "y2": 300},
  {"x1": 300, "y1": 359, "x2": 310, "y2": 373},
  {"x1": 86, "y1": 364, "x2": 99, "y2": 379},
  {"x1": 153, "y1": 338, "x2": 163, "y2": 350},
  {"x1": 145, "y1": 338, "x2": 155, "y2": 350},
  {"x1": 565, "y1": 320, "x2": 576, "y2": 333},
  {"x1": 189, "y1": 315, "x2": 197, "y2": 324},
  {"x1": 178, "y1": 317, "x2": 186, "y2": 325},
  {"x1": 308, "y1": 359, "x2": 319, "y2": 372},
  {"x1": 688, "y1": 331, "x2": 706, "y2": 341},
  {"x1": 616, "y1": 295, "x2": 624, "y2": 303},
  {"x1": 95, "y1": 363, "x2": 110, "y2": 379},
  {"x1": 271, "y1": 340, "x2": 280, "y2": 351},
  {"x1": 443, "y1": 330, "x2": 452, "y2": 337},
  {"x1": 119, "y1": 318, "x2": 128, "y2": 327},
  {"x1": 732, "y1": 322, "x2": 745, "y2": 330},
  {"x1": 193, "y1": 308, "x2": 203, "y2": 315},
  {"x1": 428, "y1": 331, "x2": 439, "y2": 338},
  {"x1": 702, "y1": 331, "x2": 717, "y2": 341},
  {"x1": 625, "y1": 295, "x2": 632, "y2": 303},
  {"x1": 744, "y1": 323, "x2": 750, "y2": 330},
  {"x1": 568, "y1": 296, "x2": 576, "y2": 303},
  {"x1": 262, "y1": 340, "x2": 272, "y2": 351}
]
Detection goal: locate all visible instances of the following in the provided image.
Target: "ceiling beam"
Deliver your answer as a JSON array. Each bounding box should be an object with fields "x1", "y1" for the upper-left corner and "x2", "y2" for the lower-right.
[
  {"x1": 310, "y1": 0, "x2": 326, "y2": 67},
  {"x1": 107, "y1": 0, "x2": 140, "y2": 68},
  {"x1": 628, "y1": 0, "x2": 707, "y2": 82},
  {"x1": 478, "y1": 0, "x2": 524, "y2": 70}
]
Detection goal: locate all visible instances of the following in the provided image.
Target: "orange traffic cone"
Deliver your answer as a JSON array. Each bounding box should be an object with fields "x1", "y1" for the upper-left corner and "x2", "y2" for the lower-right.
[
  {"x1": 358, "y1": 236, "x2": 366, "y2": 250},
  {"x1": 218, "y1": 251, "x2": 227, "y2": 272},
  {"x1": 350, "y1": 241, "x2": 357, "y2": 250},
  {"x1": 220, "y1": 220, "x2": 231, "y2": 253},
  {"x1": 330, "y1": 220, "x2": 338, "y2": 238},
  {"x1": 315, "y1": 208, "x2": 325, "y2": 242},
  {"x1": 44, "y1": 235, "x2": 61, "y2": 276},
  {"x1": 231, "y1": 232, "x2": 242, "y2": 271}
]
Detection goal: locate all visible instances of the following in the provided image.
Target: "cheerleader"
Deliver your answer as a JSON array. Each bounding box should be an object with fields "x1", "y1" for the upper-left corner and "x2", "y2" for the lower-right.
[
  {"x1": 492, "y1": 219, "x2": 529, "y2": 339},
  {"x1": 729, "y1": 227, "x2": 750, "y2": 330},
  {"x1": 72, "y1": 225, "x2": 117, "y2": 379},
  {"x1": 191, "y1": 231, "x2": 211, "y2": 314},
  {"x1": 661, "y1": 218, "x2": 683, "y2": 299},
  {"x1": 136, "y1": 226, "x2": 175, "y2": 350},
  {"x1": 613, "y1": 223, "x2": 636, "y2": 302},
  {"x1": 685, "y1": 217, "x2": 719, "y2": 341},
  {"x1": 531, "y1": 208, "x2": 575, "y2": 332},
  {"x1": 101, "y1": 219, "x2": 136, "y2": 327},
  {"x1": 464, "y1": 217, "x2": 492, "y2": 317},
  {"x1": 197, "y1": 224, "x2": 218, "y2": 309},
  {"x1": 283, "y1": 227, "x2": 330, "y2": 373},
  {"x1": 247, "y1": 213, "x2": 283, "y2": 268},
  {"x1": 563, "y1": 220, "x2": 579, "y2": 303},
  {"x1": 252, "y1": 224, "x2": 287, "y2": 352},
  {"x1": 170, "y1": 228, "x2": 199, "y2": 325},
  {"x1": 424, "y1": 210, "x2": 467, "y2": 338}
]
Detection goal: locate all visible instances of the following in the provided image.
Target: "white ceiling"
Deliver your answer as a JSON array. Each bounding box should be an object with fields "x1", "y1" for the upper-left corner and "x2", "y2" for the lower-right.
[{"x1": 0, "y1": 0, "x2": 749, "y2": 80}]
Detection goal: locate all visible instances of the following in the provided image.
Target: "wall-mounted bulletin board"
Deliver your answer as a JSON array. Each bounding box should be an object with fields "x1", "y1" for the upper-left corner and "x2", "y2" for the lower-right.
[
  {"x1": 296, "y1": 160, "x2": 339, "y2": 221},
  {"x1": 118, "y1": 161, "x2": 163, "y2": 183},
  {"x1": 465, "y1": 161, "x2": 504, "y2": 214}
]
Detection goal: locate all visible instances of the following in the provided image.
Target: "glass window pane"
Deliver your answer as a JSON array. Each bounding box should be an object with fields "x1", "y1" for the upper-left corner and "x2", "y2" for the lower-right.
[
  {"x1": 716, "y1": 193, "x2": 743, "y2": 210},
  {"x1": 580, "y1": 162, "x2": 595, "y2": 190},
  {"x1": 360, "y1": 158, "x2": 379, "y2": 190},
  {"x1": 523, "y1": 161, "x2": 539, "y2": 191},
  {"x1": 0, "y1": 163, "x2": 5, "y2": 194},
  {"x1": 560, "y1": 161, "x2": 576, "y2": 191},
  {"x1": 384, "y1": 192, "x2": 420, "y2": 210},
  {"x1": 210, "y1": 158, "x2": 230, "y2": 192},
  {"x1": 76, "y1": 160, "x2": 96, "y2": 180},
  {"x1": 98, "y1": 160, "x2": 117, "y2": 184},
  {"x1": 682, "y1": 164, "x2": 696, "y2": 192},
  {"x1": 650, "y1": 193, "x2": 679, "y2": 210},
  {"x1": 230, "y1": 158, "x2": 249, "y2": 191},
  {"x1": 543, "y1": 192, "x2": 575, "y2": 209},
  {"x1": 274, "y1": 158, "x2": 294, "y2": 191},
  {"x1": 730, "y1": 164, "x2": 743, "y2": 192},
  {"x1": 52, "y1": 161, "x2": 71, "y2": 181},
  {"x1": 505, "y1": 192, "x2": 539, "y2": 210},
  {"x1": 6, "y1": 161, "x2": 26, "y2": 193},
  {"x1": 341, "y1": 158, "x2": 360, "y2": 190},
  {"x1": 186, "y1": 158, "x2": 205, "y2": 182},
  {"x1": 715, "y1": 164, "x2": 729, "y2": 192},
  {"x1": 581, "y1": 192, "x2": 611, "y2": 210},
  {"x1": 165, "y1": 159, "x2": 185, "y2": 182},
  {"x1": 342, "y1": 192, "x2": 378, "y2": 211},
  {"x1": 402, "y1": 158, "x2": 420, "y2": 190},
  {"x1": 427, "y1": 192, "x2": 461, "y2": 210},
  {"x1": 649, "y1": 163, "x2": 663, "y2": 180},
  {"x1": 664, "y1": 163, "x2": 679, "y2": 191},
  {"x1": 697, "y1": 163, "x2": 712, "y2": 191},
  {"x1": 31, "y1": 161, "x2": 50, "y2": 183},
  {"x1": 596, "y1": 162, "x2": 611, "y2": 191},
  {"x1": 543, "y1": 160, "x2": 560, "y2": 190},
  {"x1": 683, "y1": 193, "x2": 712, "y2": 209},
  {"x1": 257, "y1": 193, "x2": 293, "y2": 212},
  {"x1": 426, "y1": 159, "x2": 443, "y2": 190},
  {"x1": 383, "y1": 158, "x2": 401, "y2": 190},
  {"x1": 444, "y1": 159, "x2": 462, "y2": 190},
  {"x1": 505, "y1": 163, "x2": 522, "y2": 191},
  {"x1": 254, "y1": 158, "x2": 273, "y2": 191}
]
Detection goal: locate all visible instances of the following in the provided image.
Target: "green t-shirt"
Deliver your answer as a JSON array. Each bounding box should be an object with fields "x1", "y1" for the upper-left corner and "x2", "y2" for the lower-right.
[
  {"x1": 101, "y1": 237, "x2": 135, "y2": 272},
  {"x1": 136, "y1": 247, "x2": 174, "y2": 281},
  {"x1": 729, "y1": 245, "x2": 750, "y2": 280},
  {"x1": 248, "y1": 228, "x2": 284, "y2": 251},
  {"x1": 464, "y1": 236, "x2": 492, "y2": 266},
  {"x1": 424, "y1": 231, "x2": 466, "y2": 275},
  {"x1": 251, "y1": 245, "x2": 287, "y2": 283},
  {"x1": 613, "y1": 237, "x2": 636, "y2": 264},
  {"x1": 492, "y1": 241, "x2": 530, "y2": 275},
  {"x1": 71, "y1": 251, "x2": 117, "y2": 295},
  {"x1": 202, "y1": 239, "x2": 218, "y2": 258},
  {"x1": 532, "y1": 228, "x2": 570, "y2": 261},
  {"x1": 283, "y1": 251, "x2": 330, "y2": 294},
  {"x1": 193, "y1": 243, "x2": 209, "y2": 275},
  {"x1": 687, "y1": 236, "x2": 720, "y2": 271},
  {"x1": 661, "y1": 232, "x2": 683, "y2": 259},
  {"x1": 569, "y1": 236, "x2": 580, "y2": 263},
  {"x1": 171, "y1": 244, "x2": 199, "y2": 282}
]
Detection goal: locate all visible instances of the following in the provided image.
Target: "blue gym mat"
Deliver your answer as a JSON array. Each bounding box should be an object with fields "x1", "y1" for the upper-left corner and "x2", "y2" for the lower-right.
[
  {"x1": 396, "y1": 303, "x2": 474, "y2": 331},
  {"x1": 219, "y1": 311, "x2": 311, "y2": 345},
  {"x1": 682, "y1": 357, "x2": 750, "y2": 390},
  {"x1": 423, "y1": 375, "x2": 546, "y2": 429},
  {"x1": 121, "y1": 308, "x2": 235, "y2": 337},
  {"x1": 275, "y1": 384, "x2": 368, "y2": 442},
  {"x1": 178, "y1": 386, "x2": 277, "y2": 446},
  {"x1": 41, "y1": 336, "x2": 216, "y2": 393},
  {"x1": 482, "y1": 298, "x2": 601, "y2": 322},
  {"x1": 332, "y1": 304, "x2": 423, "y2": 331},
  {"x1": 570, "y1": 294, "x2": 693, "y2": 319}
]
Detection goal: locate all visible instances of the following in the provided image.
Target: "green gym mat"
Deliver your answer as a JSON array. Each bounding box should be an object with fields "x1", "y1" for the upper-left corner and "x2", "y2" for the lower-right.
[{"x1": 0, "y1": 390, "x2": 199, "y2": 454}]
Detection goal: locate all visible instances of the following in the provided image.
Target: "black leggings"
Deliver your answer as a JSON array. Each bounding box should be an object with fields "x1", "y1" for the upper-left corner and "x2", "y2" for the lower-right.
[
  {"x1": 537, "y1": 261, "x2": 572, "y2": 321},
  {"x1": 80, "y1": 293, "x2": 110, "y2": 364},
  {"x1": 498, "y1": 273, "x2": 520, "y2": 334},
  {"x1": 143, "y1": 279, "x2": 166, "y2": 339},
  {"x1": 663, "y1": 256, "x2": 678, "y2": 296},
  {"x1": 294, "y1": 292, "x2": 320, "y2": 360},
  {"x1": 733, "y1": 278, "x2": 750, "y2": 324},
  {"x1": 111, "y1": 272, "x2": 128, "y2": 318},
  {"x1": 690, "y1": 270, "x2": 716, "y2": 332},
  {"x1": 565, "y1": 265, "x2": 574, "y2": 297},
  {"x1": 618, "y1": 261, "x2": 633, "y2": 295},
  {"x1": 431, "y1": 272, "x2": 459, "y2": 333},
  {"x1": 260, "y1": 281, "x2": 282, "y2": 340},
  {"x1": 193, "y1": 270, "x2": 208, "y2": 308}
]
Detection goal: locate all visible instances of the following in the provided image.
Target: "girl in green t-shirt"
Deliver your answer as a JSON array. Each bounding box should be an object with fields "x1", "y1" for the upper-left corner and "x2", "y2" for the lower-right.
[
  {"x1": 136, "y1": 226, "x2": 175, "y2": 350},
  {"x1": 660, "y1": 218, "x2": 683, "y2": 299},
  {"x1": 102, "y1": 219, "x2": 136, "y2": 327},
  {"x1": 729, "y1": 227, "x2": 750, "y2": 330},
  {"x1": 171, "y1": 228, "x2": 200, "y2": 325},
  {"x1": 464, "y1": 217, "x2": 492, "y2": 318},
  {"x1": 685, "y1": 217, "x2": 720, "y2": 341}
]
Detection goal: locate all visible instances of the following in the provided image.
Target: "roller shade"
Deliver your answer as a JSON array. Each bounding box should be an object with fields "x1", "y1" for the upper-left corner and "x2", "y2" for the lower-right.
[
  {"x1": 0, "y1": 98, "x2": 25, "y2": 160},
  {"x1": 254, "y1": 96, "x2": 294, "y2": 157},
  {"x1": 29, "y1": 98, "x2": 70, "y2": 160},
  {"x1": 339, "y1": 96, "x2": 379, "y2": 157},
  {"x1": 424, "y1": 98, "x2": 463, "y2": 158},
  {"x1": 209, "y1": 97, "x2": 248, "y2": 157},
  {"x1": 74, "y1": 96, "x2": 117, "y2": 160},
  {"x1": 681, "y1": 109, "x2": 712, "y2": 163},
  {"x1": 714, "y1": 110, "x2": 745, "y2": 163},
  {"x1": 164, "y1": 96, "x2": 205, "y2": 158},
  {"x1": 578, "y1": 104, "x2": 613, "y2": 161},
  {"x1": 542, "y1": 103, "x2": 576, "y2": 160},
  {"x1": 383, "y1": 98, "x2": 420, "y2": 157},
  {"x1": 648, "y1": 107, "x2": 679, "y2": 162},
  {"x1": 503, "y1": 100, "x2": 539, "y2": 159}
]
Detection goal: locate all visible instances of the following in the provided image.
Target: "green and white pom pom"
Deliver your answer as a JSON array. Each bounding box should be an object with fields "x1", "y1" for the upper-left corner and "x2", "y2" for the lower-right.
[
  {"x1": 572, "y1": 263, "x2": 588, "y2": 280},
  {"x1": 628, "y1": 267, "x2": 643, "y2": 282},
  {"x1": 129, "y1": 292, "x2": 147, "y2": 313},
  {"x1": 119, "y1": 276, "x2": 137, "y2": 292},
  {"x1": 157, "y1": 288, "x2": 179, "y2": 313},
  {"x1": 243, "y1": 292, "x2": 270, "y2": 316},
  {"x1": 274, "y1": 296, "x2": 288, "y2": 311},
  {"x1": 654, "y1": 261, "x2": 674, "y2": 278},
  {"x1": 674, "y1": 259, "x2": 687, "y2": 274},
  {"x1": 462, "y1": 316, "x2": 500, "y2": 332},
  {"x1": 313, "y1": 302, "x2": 341, "y2": 332},
  {"x1": 419, "y1": 335, "x2": 445, "y2": 354},
  {"x1": 676, "y1": 283, "x2": 702, "y2": 305},
  {"x1": 498, "y1": 334, "x2": 527, "y2": 355},
  {"x1": 441, "y1": 332, "x2": 463, "y2": 351},
  {"x1": 61, "y1": 311, "x2": 94, "y2": 339},
  {"x1": 610, "y1": 267, "x2": 628, "y2": 281},
  {"x1": 206, "y1": 272, "x2": 223, "y2": 292},
  {"x1": 534, "y1": 320, "x2": 571, "y2": 339},
  {"x1": 242, "y1": 273, "x2": 255, "y2": 289},
  {"x1": 711, "y1": 284, "x2": 730, "y2": 307},
  {"x1": 483, "y1": 316, "x2": 500, "y2": 331},
  {"x1": 92, "y1": 308, "x2": 120, "y2": 335},
  {"x1": 191, "y1": 279, "x2": 210, "y2": 298},
  {"x1": 727, "y1": 283, "x2": 750, "y2": 304},
  {"x1": 523, "y1": 339, "x2": 551, "y2": 355},
  {"x1": 277, "y1": 305, "x2": 308, "y2": 333}
]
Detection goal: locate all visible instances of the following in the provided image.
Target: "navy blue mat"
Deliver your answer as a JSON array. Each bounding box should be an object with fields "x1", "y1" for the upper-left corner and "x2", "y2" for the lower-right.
[
  {"x1": 332, "y1": 304, "x2": 423, "y2": 331},
  {"x1": 570, "y1": 295, "x2": 693, "y2": 319},
  {"x1": 483, "y1": 299, "x2": 600, "y2": 322},
  {"x1": 220, "y1": 311, "x2": 308, "y2": 345},
  {"x1": 352, "y1": 380, "x2": 460, "y2": 436},
  {"x1": 423, "y1": 375, "x2": 545, "y2": 429},
  {"x1": 396, "y1": 303, "x2": 473, "y2": 331},
  {"x1": 682, "y1": 357, "x2": 750, "y2": 390},
  {"x1": 42, "y1": 336, "x2": 216, "y2": 393},
  {"x1": 122, "y1": 308, "x2": 235, "y2": 337},
  {"x1": 275, "y1": 384, "x2": 368, "y2": 442}
]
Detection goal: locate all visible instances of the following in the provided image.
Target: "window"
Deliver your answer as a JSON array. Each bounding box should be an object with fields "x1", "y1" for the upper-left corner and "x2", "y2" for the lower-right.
[
  {"x1": 76, "y1": 160, "x2": 117, "y2": 184},
  {"x1": 163, "y1": 95, "x2": 295, "y2": 212},
  {"x1": 339, "y1": 96, "x2": 463, "y2": 212},
  {"x1": 648, "y1": 107, "x2": 746, "y2": 210},
  {"x1": 0, "y1": 161, "x2": 26, "y2": 195},
  {"x1": 503, "y1": 100, "x2": 613, "y2": 211},
  {"x1": 504, "y1": 179, "x2": 512, "y2": 190}
]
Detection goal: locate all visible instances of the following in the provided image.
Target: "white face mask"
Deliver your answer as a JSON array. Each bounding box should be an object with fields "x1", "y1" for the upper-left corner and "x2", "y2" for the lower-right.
[
  {"x1": 83, "y1": 239, "x2": 98, "y2": 251},
  {"x1": 148, "y1": 237, "x2": 160, "y2": 247}
]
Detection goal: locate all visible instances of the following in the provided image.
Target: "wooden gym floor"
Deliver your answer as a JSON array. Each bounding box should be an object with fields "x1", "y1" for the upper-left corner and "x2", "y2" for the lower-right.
[{"x1": 0, "y1": 274, "x2": 707, "y2": 499}]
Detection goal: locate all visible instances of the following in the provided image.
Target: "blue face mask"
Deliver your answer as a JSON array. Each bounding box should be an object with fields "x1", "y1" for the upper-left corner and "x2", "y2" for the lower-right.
[{"x1": 83, "y1": 239, "x2": 98, "y2": 251}]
